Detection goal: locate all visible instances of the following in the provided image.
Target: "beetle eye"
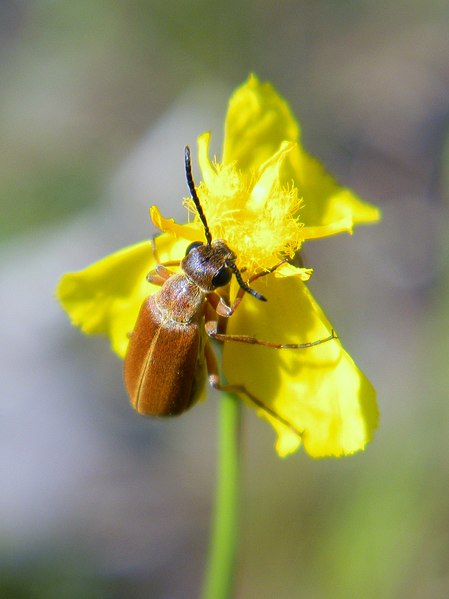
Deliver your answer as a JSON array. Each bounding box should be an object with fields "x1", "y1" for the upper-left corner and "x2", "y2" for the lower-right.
[
  {"x1": 211, "y1": 266, "x2": 232, "y2": 288},
  {"x1": 185, "y1": 241, "x2": 203, "y2": 256}
]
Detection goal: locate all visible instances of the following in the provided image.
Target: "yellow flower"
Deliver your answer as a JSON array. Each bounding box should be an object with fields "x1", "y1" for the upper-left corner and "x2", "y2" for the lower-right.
[{"x1": 57, "y1": 75, "x2": 380, "y2": 458}]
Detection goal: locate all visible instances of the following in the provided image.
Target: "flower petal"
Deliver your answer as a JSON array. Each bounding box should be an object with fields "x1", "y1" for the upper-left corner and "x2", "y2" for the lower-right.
[
  {"x1": 287, "y1": 148, "x2": 381, "y2": 230},
  {"x1": 247, "y1": 141, "x2": 296, "y2": 212},
  {"x1": 150, "y1": 205, "x2": 203, "y2": 242},
  {"x1": 223, "y1": 74, "x2": 299, "y2": 172},
  {"x1": 275, "y1": 263, "x2": 313, "y2": 280},
  {"x1": 56, "y1": 235, "x2": 187, "y2": 358},
  {"x1": 222, "y1": 276, "x2": 378, "y2": 457},
  {"x1": 221, "y1": 74, "x2": 381, "y2": 232},
  {"x1": 197, "y1": 132, "x2": 218, "y2": 190},
  {"x1": 300, "y1": 217, "x2": 354, "y2": 240}
]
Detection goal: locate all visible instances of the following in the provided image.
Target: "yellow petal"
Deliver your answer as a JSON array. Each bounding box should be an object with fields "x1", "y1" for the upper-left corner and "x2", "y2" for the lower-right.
[
  {"x1": 223, "y1": 275, "x2": 378, "y2": 457},
  {"x1": 223, "y1": 74, "x2": 299, "y2": 171},
  {"x1": 221, "y1": 74, "x2": 381, "y2": 232},
  {"x1": 287, "y1": 147, "x2": 381, "y2": 229},
  {"x1": 301, "y1": 217, "x2": 354, "y2": 240},
  {"x1": 197, "y1": 132, "x2": 218, "y2": 189},
  {"x1": 275, "y1": 263, "x2": 313, "y2": 280},
  {"x1": 56, "y1": 235, "x2": 187, "y2": 358},
  {"x1": 150, "y1": 205, "x2": 203, "y2": 242},
  {"x1": 247, "y1": 141, "x2": 296, "y2": 212}
]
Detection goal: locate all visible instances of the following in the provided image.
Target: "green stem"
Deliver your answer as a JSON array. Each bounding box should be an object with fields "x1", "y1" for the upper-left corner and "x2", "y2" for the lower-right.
[{"x1": 200, "y1": 392, "x2": 242, "y2": 599}]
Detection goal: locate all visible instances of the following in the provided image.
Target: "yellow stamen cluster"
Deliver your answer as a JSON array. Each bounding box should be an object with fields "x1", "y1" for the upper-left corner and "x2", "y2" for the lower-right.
[{"x1": 184, "y1": 156, "x2": 304, "y2": 275}]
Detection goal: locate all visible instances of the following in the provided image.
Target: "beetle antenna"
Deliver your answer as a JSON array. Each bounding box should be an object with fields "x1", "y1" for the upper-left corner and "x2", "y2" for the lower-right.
[
  {"x1": 228, "y1": 261, "x2": 267, "y2": 302},
  {"x1": 184, "y1": 146, "x2": 212, "y2": 246}
]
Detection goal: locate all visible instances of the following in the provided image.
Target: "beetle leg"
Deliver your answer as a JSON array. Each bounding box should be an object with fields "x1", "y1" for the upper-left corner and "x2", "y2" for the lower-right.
[
  {"x1": 227, "y1": 259, "x2": 288, "y2": 316},
  {"x1": 205, "y1": 319, "x2": 337, "y2": 349},
  {"x1": 206, "y1": 291, "x2": 232, "y2": 318},
  {"x1": 204, "y1": 342, "x2": 303, "y2": 438},
  {"x1": 151, "y1": 235, "x2": 161, "y2": 263},
  {"x1": 146, "y1": 274, "x2": 167, "y2": 286},
  {"x1": 146, "y1": 264, "x2": 176, "y2": 285},
  {"x1": 151, "y1": 235, "x2": 181, "y2": 268}
]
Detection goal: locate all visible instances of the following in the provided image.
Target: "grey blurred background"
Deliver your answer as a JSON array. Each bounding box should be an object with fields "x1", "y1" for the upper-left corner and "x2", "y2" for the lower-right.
[{"x1": 1, "y1": 1, "x2": 448, "y2": 598}]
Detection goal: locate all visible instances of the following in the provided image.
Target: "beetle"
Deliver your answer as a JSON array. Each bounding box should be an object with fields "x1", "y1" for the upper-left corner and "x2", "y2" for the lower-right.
[{"x1": 124, "y1": 147, "x2": 336, "y2": 434}]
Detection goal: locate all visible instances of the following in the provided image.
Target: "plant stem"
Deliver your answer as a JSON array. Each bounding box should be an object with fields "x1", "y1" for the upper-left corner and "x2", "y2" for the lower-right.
[{"x1": 200, "y1": 392, "x2": 242, "y2": 599}]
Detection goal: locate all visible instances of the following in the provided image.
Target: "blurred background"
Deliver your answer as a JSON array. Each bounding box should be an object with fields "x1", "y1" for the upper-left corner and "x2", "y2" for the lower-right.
[{"x1": 1, "y1": 1, "x2": 448, "y2": 598}]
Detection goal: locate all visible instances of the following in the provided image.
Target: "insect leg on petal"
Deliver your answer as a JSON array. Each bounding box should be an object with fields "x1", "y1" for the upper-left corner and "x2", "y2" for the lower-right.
[{"x1": 203, "y1": 340, "x2": 304, "y2": 438}]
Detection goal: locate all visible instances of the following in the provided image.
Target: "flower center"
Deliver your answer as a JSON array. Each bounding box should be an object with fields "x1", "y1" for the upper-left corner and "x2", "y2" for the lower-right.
[{"x1": 184, "y1": 161, "x2": 304, "y2": 275}]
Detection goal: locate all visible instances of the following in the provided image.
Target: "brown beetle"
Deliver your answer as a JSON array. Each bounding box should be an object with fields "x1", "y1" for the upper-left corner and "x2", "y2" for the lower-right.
[{"x1": 124, "y1": 147, "x2": 336, "y2": 433}]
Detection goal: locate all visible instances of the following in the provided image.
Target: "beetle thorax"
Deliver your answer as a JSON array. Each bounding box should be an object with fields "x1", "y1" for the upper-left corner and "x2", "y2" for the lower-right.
[{"x1": 154, "y1": 274, "x2": 205, "y2": 324}]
